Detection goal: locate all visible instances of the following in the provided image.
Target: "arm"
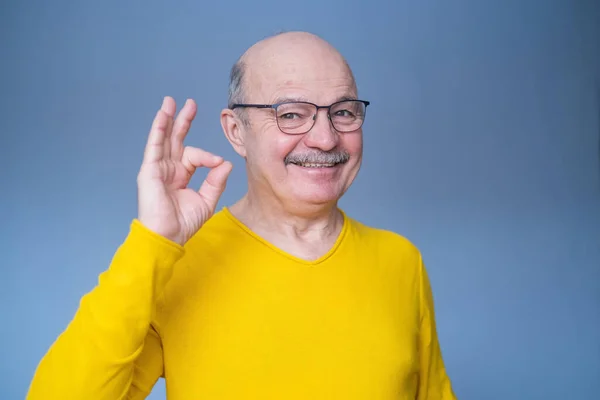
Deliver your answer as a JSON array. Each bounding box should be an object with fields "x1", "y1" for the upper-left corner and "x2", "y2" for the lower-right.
[
  {"x1": 417, "y1": 256, "x2": 457, "y2": 399},
  {"x1": 27, "y1": 220, "x2": 183, "y2": 399},
  {"x1": 27, "y1": 95, "x2": 232, "y2": 399}
]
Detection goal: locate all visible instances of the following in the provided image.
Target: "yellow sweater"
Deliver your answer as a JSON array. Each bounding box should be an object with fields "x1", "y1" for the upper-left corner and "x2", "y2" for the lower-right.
[{"x1": 28, "y1": 208, "x2": 456, "y2": 399}]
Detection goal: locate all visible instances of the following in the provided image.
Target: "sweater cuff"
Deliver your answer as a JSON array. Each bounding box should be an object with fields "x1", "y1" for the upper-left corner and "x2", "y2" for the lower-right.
[{"x1": 126, "y1": 219, "x2": 185, "y2": 265}]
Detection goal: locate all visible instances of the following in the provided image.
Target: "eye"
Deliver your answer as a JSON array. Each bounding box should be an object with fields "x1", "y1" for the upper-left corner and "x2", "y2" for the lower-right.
[
  {"x1": 277, "y1": 103, "x2": 314, "y2": 121},
  {"x1": 279, "y1": 112, "x2": 302, "y2": 120},
  {"x1": 334, "y1": 109, "x2": 355, "y2": 117}
]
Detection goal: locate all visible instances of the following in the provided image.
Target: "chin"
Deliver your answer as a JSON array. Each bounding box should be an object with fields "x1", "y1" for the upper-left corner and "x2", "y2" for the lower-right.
[{"x1": 287, "y1": 184, "x2": 345, "y2": 206}]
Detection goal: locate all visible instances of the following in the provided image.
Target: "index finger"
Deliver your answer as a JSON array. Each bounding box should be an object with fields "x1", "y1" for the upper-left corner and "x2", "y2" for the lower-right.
[{"x1": 143, "y1": 97, "x2": 176, "y2": 164}]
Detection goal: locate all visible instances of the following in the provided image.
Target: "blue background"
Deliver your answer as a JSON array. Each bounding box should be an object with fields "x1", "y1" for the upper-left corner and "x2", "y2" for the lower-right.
[{"x1": 2, "y1": 1, "x2": 599, "y2": 399}]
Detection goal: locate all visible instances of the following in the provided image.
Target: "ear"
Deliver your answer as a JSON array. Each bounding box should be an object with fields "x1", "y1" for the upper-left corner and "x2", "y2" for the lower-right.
[{"x1": 220, "y1": 108, "x2": 247, "y2": 158}]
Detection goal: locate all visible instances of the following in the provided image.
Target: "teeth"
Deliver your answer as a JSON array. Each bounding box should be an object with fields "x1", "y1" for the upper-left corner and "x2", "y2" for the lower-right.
[{"x1": 298, "y1": 163, "x2": 335, "y2": 168}]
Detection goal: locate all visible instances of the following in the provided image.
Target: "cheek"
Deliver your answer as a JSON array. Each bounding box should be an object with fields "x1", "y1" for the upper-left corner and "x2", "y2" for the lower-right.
[
  {"x1": 247, "y1": 127, "x2": 302, "y2": 168},
  {"x1": 261, "y1": 128, "x2": 302, "y2": 163},
  {"x1": 342, "y1": 132, "x2": 363, "y2": 158},
  {"x1": 274, "y1": 135, "x2": 303, "y2": 159}
]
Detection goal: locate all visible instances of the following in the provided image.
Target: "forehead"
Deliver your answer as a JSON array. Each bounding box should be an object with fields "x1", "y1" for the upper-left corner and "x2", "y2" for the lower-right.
[{"x1": 244, "y1": 41, "x2": 357, "y2": 104}]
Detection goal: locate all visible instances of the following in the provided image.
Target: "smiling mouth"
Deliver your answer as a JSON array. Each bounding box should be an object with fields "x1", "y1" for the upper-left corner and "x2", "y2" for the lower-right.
[{"x1": 290, "y1": 162, "x2": 338, "y2": 168}]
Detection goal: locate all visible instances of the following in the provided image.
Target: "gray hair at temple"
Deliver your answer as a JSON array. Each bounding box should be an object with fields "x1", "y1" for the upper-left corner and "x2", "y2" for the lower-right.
[
  {"x1": 227, "y1": 58, "x2": 249, "y2": 125},
  {"x1": 228, "y1": 60, "x2": 245, "y2": 109}
]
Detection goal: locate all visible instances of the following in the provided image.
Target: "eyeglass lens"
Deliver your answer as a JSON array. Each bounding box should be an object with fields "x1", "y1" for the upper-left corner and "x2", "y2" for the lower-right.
[{"x1": 276, "y1": 101, "x2": 366, "y2": 134}]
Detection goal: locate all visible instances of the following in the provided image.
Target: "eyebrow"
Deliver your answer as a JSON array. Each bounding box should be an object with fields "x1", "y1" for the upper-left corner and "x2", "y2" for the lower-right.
[
  {"x1": 271, "y1": 94, "x2": 359, "y2": 105},
  {"x1": 272, "y1": 95, "x2": 310, "y2": 104},
  {"x1": 335, "y1": 95, "x2": 359, "y2": 102}
]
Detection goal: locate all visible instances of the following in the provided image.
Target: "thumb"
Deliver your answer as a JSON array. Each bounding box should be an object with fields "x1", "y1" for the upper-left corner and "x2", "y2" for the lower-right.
[{"x1": 198, "y1": 161, "x2": 233, "y2": 210}]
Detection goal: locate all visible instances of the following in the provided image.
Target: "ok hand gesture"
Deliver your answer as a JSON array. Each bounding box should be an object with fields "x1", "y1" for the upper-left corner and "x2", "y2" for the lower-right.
[{"x1": 137, "y1": 96, "x2": 233, "y2": 245}]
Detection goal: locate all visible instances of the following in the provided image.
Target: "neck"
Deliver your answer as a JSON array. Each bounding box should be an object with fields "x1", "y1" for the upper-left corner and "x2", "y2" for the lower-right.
[{"x1": 228, "y1": 189, "x2": 343, "y2": 243}]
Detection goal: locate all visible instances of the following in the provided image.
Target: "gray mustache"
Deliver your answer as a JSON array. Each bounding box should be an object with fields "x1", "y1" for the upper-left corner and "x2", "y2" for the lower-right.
[{"x1": 284, "y1": 150, "x2": 350, "y2": 165}]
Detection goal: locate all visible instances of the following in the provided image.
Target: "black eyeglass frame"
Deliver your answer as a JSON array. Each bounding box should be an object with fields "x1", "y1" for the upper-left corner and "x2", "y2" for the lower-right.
[{"x1": 229, "y1": 99, "x2": 370, "y2": 134}]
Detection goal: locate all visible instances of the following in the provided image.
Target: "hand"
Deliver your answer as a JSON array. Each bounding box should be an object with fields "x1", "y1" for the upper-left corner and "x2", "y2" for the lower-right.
[{"x1": 136, "y1": 96, "x2": 233, "y2": 245}]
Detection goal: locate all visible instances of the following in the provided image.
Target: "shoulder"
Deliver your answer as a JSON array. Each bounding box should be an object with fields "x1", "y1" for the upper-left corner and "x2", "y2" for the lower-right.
[
  {"x1": 344, "y1": 212, "x2": 423, "y2": 266},
  {"x1": 345, "y1": 212, "x2": 421, "y2": 254},
  {"x1": 342, "y1": 213, "x2": 427, "y2": 307}
]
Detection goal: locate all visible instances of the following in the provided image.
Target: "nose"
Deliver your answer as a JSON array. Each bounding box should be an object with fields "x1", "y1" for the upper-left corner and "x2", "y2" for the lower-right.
[{"x1": 302, "y1": 109, "x2": 339, "y2": 151}]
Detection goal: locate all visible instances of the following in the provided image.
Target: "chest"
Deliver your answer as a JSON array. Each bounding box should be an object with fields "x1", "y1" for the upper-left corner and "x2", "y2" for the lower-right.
[{"x1": 160, "y1": 259, "x2": 421, "y2": 399}]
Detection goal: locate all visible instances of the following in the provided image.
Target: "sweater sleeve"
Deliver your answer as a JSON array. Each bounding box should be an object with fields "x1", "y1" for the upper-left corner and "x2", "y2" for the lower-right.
[
  {"x1": 417, "y1": 255, "x2": 457, "y2": 400},
  {"x1": 126, "y1": 324, "x2": 165, "y2": 399},
  {"x1": 27, "y1": 220, "x2": 184, "y2": 400}
]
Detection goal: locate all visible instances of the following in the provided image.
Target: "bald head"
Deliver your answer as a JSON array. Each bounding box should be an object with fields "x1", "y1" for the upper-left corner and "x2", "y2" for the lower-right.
[{"x1": 228, "y1": 32, "x2": 356, "y2": 109}]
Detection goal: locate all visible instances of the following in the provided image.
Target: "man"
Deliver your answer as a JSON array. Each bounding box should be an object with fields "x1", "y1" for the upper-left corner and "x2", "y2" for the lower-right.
[{"x1": 27, "y1": 31, "x2": 456, "y2": 399}]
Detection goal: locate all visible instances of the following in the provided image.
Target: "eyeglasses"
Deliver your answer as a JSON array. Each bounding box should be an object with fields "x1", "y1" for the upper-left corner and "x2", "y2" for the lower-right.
[{"x1": 230, "y1": 99, "x2": 370, "y2": 135}]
